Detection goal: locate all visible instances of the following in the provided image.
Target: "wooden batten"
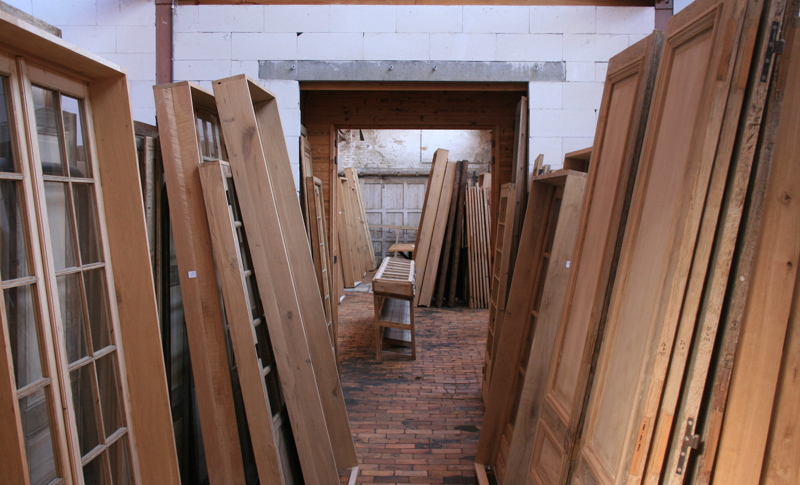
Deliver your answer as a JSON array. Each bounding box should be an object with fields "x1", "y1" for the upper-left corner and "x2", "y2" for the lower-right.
[
  {"x1": 155, "y1": 81, "x2": 246, "y2": 485},
  {"x1": 212, "y1": 75, "x2": 356, "y2": 475}
]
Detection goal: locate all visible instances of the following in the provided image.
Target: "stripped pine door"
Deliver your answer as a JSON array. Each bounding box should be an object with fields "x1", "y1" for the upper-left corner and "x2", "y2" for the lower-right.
[
  {"x1": 414, "y1": 149, "x2": 449, "y2": 305},
  {"x1": 572, "y1": 0, "x2": 763, "y2": 482},
  {"x1": 483, "y1": 182, "x2": 517, "y2": 397},
  {"x1": 510, "y1": 33, "x2": 663, "y2": 485},
  {"x1": 213, "y1": 75, "x2": 357, "y2": 480},
  {"x1": 306, "y1": 176, "x2": 338, "y2": 365},
  {"x1": 200, "y1": 161, "x2": 301, "y2": 484},
  {"x1": 337, "y1": 178, "x2": 359, "y2": 287},
  {"x1": 477, "y1": 172, "x2": 585, "y2": 481}
]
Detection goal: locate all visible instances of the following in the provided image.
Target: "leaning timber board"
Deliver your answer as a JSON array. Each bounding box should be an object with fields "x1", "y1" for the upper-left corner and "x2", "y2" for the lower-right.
[
  {"x1": 213, "y1": 75, "x2": 357, "y2": 479},
  {"x1": 154, "y1": 81, "x2": 246, "y2": 485},
  {"x1": 418, "y1": 160, "x2": 457, "y2": 306},
  {"x1": 345, "y1": 168, "x2": 377, "y2": 271},
  {"x1": 307, "y1": 176, "x2": 338, "y2": 365},
  {"x1": 436, "y1": 160, "x2": 464, "y2": 307},
  {"x1": 572, "y1": 0, "x2": 763, "y2": 481},
  {"x1": 200, "y1": 161, "x2": 290, "y2": 485},
  {"x1": 508, "y1": 33, "x2": 664, "y2": 485},
  {"x1": 710, "y1": 3, "x2": 800, "y2": 482},
  {"x1": 337, "y1": 178, "x2": 358, "y2": 287},
  {"x1": 483, "y1": 182, "x2": 517, "y2": 398},
  {"x1": 414, "y1": 149, "x2": 449, "y2": 305},
  {"x1": 476, "y1": 171, "x2": 582, "y2": 470}
]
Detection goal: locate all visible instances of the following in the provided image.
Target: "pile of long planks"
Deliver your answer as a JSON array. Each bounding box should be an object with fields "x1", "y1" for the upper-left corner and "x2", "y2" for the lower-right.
[
  {"x1": 465, "y1": 182, "x2": 492, "y2": 309},
  {"x1": 338, "y1": 168, "x2": 376, "y2": 287},
  {"x1": 156, "y1": 78, "x2": 357, "y2": 485},
  {"x1": 476, "y1": 0, "x2": 800, "y2": 481}
]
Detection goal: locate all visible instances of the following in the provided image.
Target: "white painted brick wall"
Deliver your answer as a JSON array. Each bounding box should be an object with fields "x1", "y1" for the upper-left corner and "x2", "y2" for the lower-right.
[
  {"x1": 563, "y1": 82, "x2": 604, "y2": 111},
  {"x1": 174, "y1": 33, "x2": 231, "y2": 61},
  {"x1": 496, "y1": 34, "x2": 562, "y2": 61},
  {"x1": 463, "y1": 6, "x2": 529, "y2": 34},
  {"x1": 265, "y1": 5, "x2": 331, "y2": 33},
  {"x1": 199, "y1": 5, "x2": 264, "y2": 32},
  {"x1": 298, "y1": 33, "x2": 363, "y2": 60},
  {"x1": 430, "y1": 34, "x2": 496, "y2": 62},
  {"x1": 397, "y1": 6, "x2": 463, "y2": 33},
  {"x1": 530, "y1": 109, "x2": 596, "y2": 138},
  {"x1": 596, "y1": 7, "x2": 654, "y2": 34},
  {"x1": 563, "y1": 34, "x2": 630, "y2": 61},
  {"x1": 364, "y1": 33, "x2": 429, "y2": 61},
  {"x1": 232, "y1": 33, "x2": 296, "y2": 61},
  {"x1": 330, "y1": 5, "x2": 397, "y2": 33},
  {"x1": 565, "y1": 62, "x2": 596, "y2": 82},
  {"x1": 528, "y1": 83, "x2": 563, "y2": 110}
]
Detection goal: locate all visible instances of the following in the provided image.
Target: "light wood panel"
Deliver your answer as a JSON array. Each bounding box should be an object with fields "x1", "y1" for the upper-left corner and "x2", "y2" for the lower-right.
[
  {"x1": 199, "y1": 161, "x2": 286, "y2": 485},
  {"x1": 483, "y1": 182, "x2": 517, "y2": 397},
  {"x1": 413, "y1": 149, "x2": 449, "y2": 305},
  {"x1": 418, "y1": 159, "x2": 456, "y2": 306},
  {"x1": 507, "y1": 32, "x2": 664, "y2": 485},
  {"x1": 446, "y1": 161, "x2": 469, "y2": 307},
  {"x1": 344, "y1": 168, "x2": 376, "y2": 271},
  {"x1": 306, "y1": 176, "x2": 338, "y2": 364},
  {"x1": 337, "y1": 178, "x2": 359, "y2": 287},
  {"x1": 154, "y1": 81, "x2": 244, "y2": 485},
  {"x1": 711, "y1": 4, "x2": 800, "y2": 481},
  {"x1": 435, "y1": 160, "x2": 463, "y2": 307},
  {"x1": 213, "y1": 75, "x2": 356, "y2": 475},
  {"x1": 572, "y1": 0, "x2": 762, "y2": 481}
]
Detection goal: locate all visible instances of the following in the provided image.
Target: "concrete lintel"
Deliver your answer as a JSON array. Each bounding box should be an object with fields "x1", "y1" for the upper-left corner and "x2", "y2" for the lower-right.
[{"x1": 259, "y1": 60, "x2": 565, "y2": 83}]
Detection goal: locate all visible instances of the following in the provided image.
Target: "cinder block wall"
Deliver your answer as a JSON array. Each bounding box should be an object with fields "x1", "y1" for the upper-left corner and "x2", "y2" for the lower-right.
[
  {"x1": 174, "y1": 5, "x2": 655, "y2": 174},
  {"x1": 5, "y1": 0, "x2": 157, "y2": 124}
]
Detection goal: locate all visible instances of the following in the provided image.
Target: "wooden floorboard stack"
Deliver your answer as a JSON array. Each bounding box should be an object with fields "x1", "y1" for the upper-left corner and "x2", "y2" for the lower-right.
[
  {"x1": 465, "y1": 183, "x2": 492, "y2": 309},
  {"x1": 434, "y1": 160, "x2": 469, "y2": 307}
]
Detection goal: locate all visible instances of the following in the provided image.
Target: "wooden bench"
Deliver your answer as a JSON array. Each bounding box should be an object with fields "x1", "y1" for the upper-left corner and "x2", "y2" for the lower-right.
[{"x1": 372, "y1": 257, "x2": 416, "y2": 360}]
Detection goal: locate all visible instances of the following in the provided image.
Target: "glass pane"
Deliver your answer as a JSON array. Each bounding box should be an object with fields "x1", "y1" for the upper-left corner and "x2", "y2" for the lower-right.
[
  {"x1": 44, "y1": 181, "x2": 77, "y2": 271},
  {"x1": 58, "y1": 273, "x2": 88, "y2": 363},
  {"x1": 84, "y1": 268, "x2": 111, "y2": 352},
  {"x1": 5, "y1": 285, "x2": 43, "y2": 389},
  {"x1": 60, "y1": 95, "x2": 90, "y2": 178},
  {"x1": 82, "y1": 451, "x2": 110, "y2": 485},
  {"x1": 19, "y1": 388, "x2": 59, "y2": 485},
  {"x1": 108, "y1": 437, "x2": 132, "y2": 485},
  {"x1": 31, "y1": 86, "x2": 64, "y2": 176},
  {"x1": 72, "y1": 183, "x2": 103, "y2": 264},
  {"x1": 96, "y1": 353, "x2": 125, "y2": 437},
  {"x1": 70, "y1": 363, "x2": 102, "y2": 456},
  {"x1": 0, "y1": 180, "x2": 30, "y2": 280},
  {"x1": 0, "y1": 78, "x2": 17, "y2": 173}
]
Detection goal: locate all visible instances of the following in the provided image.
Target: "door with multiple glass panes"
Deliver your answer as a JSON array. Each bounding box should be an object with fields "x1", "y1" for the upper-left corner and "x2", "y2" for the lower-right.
[{"x1": 1, "y1": 52, "x2": 134, "y2": 484}]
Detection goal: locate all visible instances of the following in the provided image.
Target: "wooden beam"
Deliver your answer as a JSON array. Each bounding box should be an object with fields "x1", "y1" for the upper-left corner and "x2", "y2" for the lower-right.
[
  {"x1": 154, "y1": 81, "x2": 246, "y2": 485},
  {"x1": 213, "y1": 74, "x2": 357, "y2": 472},
  {"x1": 178, "y1": 0, "x2": 654, "y2": 6}
]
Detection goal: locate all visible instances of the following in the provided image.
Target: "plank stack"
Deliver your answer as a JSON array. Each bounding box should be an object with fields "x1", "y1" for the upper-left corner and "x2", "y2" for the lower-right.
[
  {"x1": 338, "y1": 167, "x2": 376, "y2": 287},
  {"x1": 465, "y1": 182, "x2": 492, "y2": 309},
  {"x1": 476, "y1": 0, "x2": 800, "y2": 482}
]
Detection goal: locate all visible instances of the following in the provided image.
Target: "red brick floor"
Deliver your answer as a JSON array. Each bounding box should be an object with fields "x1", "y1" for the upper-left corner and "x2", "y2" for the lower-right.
[{"x1": 337, "y1": 291, "x2": 489, "y2": 484}]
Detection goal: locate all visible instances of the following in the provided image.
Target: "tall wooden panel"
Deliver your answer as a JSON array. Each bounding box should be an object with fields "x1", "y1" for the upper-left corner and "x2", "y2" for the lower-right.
[
  {"x1": 418, "y1": 160, "x2": 457, "y2": 306},
  {"x1": 504, "y1": 33, "x2": 663, "y2": 485},
  {"x1": 572, "y1": 0, "x2": 764, "y2": 482},
  {"x1": 154, "y1": 82, "x2": 246, "y2": 485},
  {"x1": 413, "y1": 149, "x2": 449, "y2": 305},
  {"x1": 483, "y1": 182, "x2": 517, "y2": 397},
  {"x1": 476, "y1": 171, "x2": 586, "y2": 480},
  {"x1": 213, "y1": 75, "x2": 357, "y2": 475}
]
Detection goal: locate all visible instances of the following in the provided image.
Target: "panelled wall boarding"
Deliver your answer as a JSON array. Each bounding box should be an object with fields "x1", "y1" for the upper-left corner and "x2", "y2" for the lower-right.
[{"x1": 0, "y1": 15, "x2": 178, "y2": 485}]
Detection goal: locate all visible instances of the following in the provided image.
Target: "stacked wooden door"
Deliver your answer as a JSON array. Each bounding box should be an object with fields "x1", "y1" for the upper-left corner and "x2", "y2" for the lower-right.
[{"x1": 572, "y1": 0, "x2": 769, "y2": 482}]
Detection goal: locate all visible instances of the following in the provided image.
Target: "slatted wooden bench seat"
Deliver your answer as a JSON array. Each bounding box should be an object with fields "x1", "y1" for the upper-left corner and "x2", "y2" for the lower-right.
[{"x1": 373, "y1": 257, "x2": 417, "y2": 360}]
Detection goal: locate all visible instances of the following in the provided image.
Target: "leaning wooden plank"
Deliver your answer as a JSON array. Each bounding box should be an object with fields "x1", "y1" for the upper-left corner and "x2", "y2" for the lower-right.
[
  {"x1": 509, "y1": 96, "x2": 528, "y2": 290},
  {"x1": 346, "y1": 167, "x2": 377, "y2": 271},
  {"x1": 337, "y1": 179, "x2": 358, "y2": 287},
  {"x1": 213, "y1": 74, "x2": 357, "y2": 473},
  {"x1": 571, "y1": 0, "x2": 761, "y2": 481},
  {"x1": 419, "y1": 160, "x2": 457, "y2": 306},
  {"x1": 711, "y1": 7, "x2": 800, "y2": 481},
  {"x1": 154, "y1": 81, "x2": 246, "y2": 485},
  {"x1": 301, "y1": 131, "x2": 314, "y2": 249},
  {"x1": 483, "y1": 182, "x2": 516, "y2": 396},
  {"x1": 475, "y1": 174, "x2": 556, "y2": 466},
  {"x1": 414, "y1": 149, "x2": 449, "y2": 304},
  {"x1": 501, "y1": 173, "x2": 587, "y2": 485},
  {"x1": 447, "y1": 161, "x2": 469, "y2": 307},
  {"x1": 200, "y1": 161, "x2": 285, "y2": 485},
  {"x1": 307, "y1": 176, "x2": 338, "y2": 365},
  {"x1": 435, "y1": 160, "x2": 463, "y2": 307},
  {"x1": 515, "y1": 33, "x2": 663, "y2": 485},
  {"x1": 342, "y1": 169, "x2": 369, "y2": 275},
  {"x1": 650, "y1": 0, "x2": 787, "y2": 480}
]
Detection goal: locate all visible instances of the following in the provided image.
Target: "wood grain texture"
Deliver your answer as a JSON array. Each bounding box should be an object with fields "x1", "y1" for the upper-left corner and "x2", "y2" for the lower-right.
[
  {"x1": 213, "y1": 75, "x2": 356, "y2": 474},
  {"x1": 573, "y1": 0, "x2": 759, "y2": 481},
  {"x1": 435, "y1": 160, "x2": 463, "y2": 307},
  {"x1": 307, "y1": 176, "x2": 338, "y2": 364},
  {"x1": 155, "y1": 81, "x2": 242, "y2": 485},
  {"x1": 199, "y1": 161, "x2": 285, "y2": 484},
  {"x1": 418, "y1": 160, "x2": 456, "y2": 306},
  {"x1": 712, "y1": 7, "x2": 800, "y2": 481},
  {"x1": 413, "y1": 149, "x2": 449, "y2": 305}
]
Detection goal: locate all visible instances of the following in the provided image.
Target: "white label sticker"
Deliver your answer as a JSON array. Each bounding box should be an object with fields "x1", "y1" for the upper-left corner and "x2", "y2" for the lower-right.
[
  {"x1": 188, "y1": 271, "x2": 197, "y2": 279},
  {"x1": 566, "y1": 261, "x2": 571, "y2": 268}
]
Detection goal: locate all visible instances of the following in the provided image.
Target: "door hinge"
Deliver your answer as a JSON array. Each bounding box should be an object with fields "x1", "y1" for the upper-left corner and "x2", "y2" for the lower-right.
[
  {"x1": 761, "y1": 21, "x2": 784, "y2": 82},
  {"x1": 676, "y1": 418, "x2": 701, "y2": 475}
]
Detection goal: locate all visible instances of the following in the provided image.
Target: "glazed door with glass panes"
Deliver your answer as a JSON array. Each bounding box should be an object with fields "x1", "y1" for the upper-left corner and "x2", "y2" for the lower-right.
[{"x1": 0, "y1": 53, "x2": 135, "y2": 484}]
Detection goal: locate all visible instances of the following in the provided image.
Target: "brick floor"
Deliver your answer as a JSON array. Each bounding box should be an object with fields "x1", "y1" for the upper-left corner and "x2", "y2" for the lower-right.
[{"x1": 337, "y1": 290, "x2": 488, "y2": 485}]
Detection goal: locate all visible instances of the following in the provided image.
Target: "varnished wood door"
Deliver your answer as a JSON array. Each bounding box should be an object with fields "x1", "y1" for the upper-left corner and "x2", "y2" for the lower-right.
[{"x1": 572, "y1": 0, "x2": 763, "y2": 483}]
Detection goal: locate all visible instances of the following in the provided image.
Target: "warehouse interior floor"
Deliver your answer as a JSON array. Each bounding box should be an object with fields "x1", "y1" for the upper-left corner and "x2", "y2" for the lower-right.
[{"x1": 336, "y1": 287, "x2": 487, "y2": 485}]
